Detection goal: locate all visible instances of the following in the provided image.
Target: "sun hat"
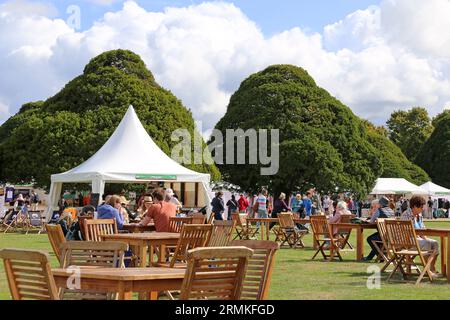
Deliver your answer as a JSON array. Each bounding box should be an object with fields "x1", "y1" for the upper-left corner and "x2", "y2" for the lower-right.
[
  {"x1": 144, "y1": 196, "x2": 153, "y2": 203},
  {"x1": 165, "y1": 188, "x2": 174, "y2": 197}
]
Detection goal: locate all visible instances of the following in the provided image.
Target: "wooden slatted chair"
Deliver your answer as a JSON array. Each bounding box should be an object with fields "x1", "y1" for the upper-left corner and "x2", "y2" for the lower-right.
[
  {"x1": 59, "y1": 241, "x2": 128, "y2": 300},
  {"x1": 231, "y1": 213, "x2": 259, "y2": 240},
  {"x1": 384, "y1": 219, "x2": 436, "y2": 285},
  {"x1": 334, "y1": 214, "x2": 354, "y2": 250},
  {"x1": 179, "y1": 246, "x2": 253, "y2": 300},
  {"x1": 310, "y1": 215, "x2": 342, "y2": 261},
  {"x1": 207, "y1": 220, "x2": 236, "y2": 247},
  {"x1": 191, "y1": 213, "x2": 206, "y2": 224},
  {"x1": 229, "y1": 240, "x2": 279, "y2": 300},
  {"x1": 371, "y1": 218, "x2": 397, "y2": 272},
  {"x1": 168, "y1": 216, "x2": 193, "y2": 233},
  {"x1": 207, "y1": 213, "x2": 215, "y2": 224},
  {"x1": 45, "y1": 224, "x2": 66, "y2": 264},
  {"x1": 278, "y1": 213, "x2": 307, "y2": 248},
  {"x1": 83, "y1": 219, "x2": 118, "y2": 241},
  {"x1": 0, "y1": 249, "x2": 60, "y2": 300}
]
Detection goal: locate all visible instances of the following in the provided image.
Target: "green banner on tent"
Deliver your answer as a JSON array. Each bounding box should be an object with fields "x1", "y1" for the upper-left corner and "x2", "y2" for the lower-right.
[{"x1": 135, "y1": 174, "x2": 177, "y2": 180}]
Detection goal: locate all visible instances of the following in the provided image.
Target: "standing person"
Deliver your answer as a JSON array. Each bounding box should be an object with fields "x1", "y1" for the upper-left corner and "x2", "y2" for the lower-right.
[
  {"x1": 226, "y1": 195, "x2": 238, "y2": 220},
  {"x1": 14, "y1": 194, "x2": 25, "y2": 212},
  {"x1": 401, "y1": 195, "x2": 440, "y2": 275},
  {"x1": 211, "y1": 192, "x2": 225, "y2": 220},
  {"x1": 30, "y1": 191, "x2": 39, "y2": 211},
  {"x1": 238, "y1": 194, "x2": 249, "y2": 213},
  {"x1": 255, "y1": 189, "x2": 268, "y2": 223},
  {"x1": 363, "y1": 197, "x2": 394, "y2": 261},
  {"x1": 270, "y1": 192, "x2": 290, "y2": 229},
  {"x1": 290, "y1": 194, "x2": 303, "y2": 218},
  {"x1": 432, "y1": 198, "x2": 439, "y2": 219},
  {"x1": 322, "y1": 195, "x2": 332, "y2": 215},
  {"x1": 427, "y1": 197, "x2": 433, "y2": 219},
  {"x1": 303, "y1": 191, "x2": 313, "y2": 218},
  {"x1": 139, "y1": 190, "x2": 177, "y2": 232},
  {"x1": 97, "y1": 195, "x2": 124, "y2": 230}
]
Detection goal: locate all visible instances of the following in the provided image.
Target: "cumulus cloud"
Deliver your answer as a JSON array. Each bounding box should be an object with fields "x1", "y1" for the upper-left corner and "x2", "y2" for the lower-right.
[
  {"x1": 1, "y1": 0, "x2": 450, "y2": 131},
  {"x1": 0, "y1": 0, "x2": 58, "y2": 17}
]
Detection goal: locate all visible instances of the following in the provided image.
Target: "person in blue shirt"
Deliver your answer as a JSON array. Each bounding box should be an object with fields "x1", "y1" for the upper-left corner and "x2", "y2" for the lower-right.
[
  {"x1": 303, "y1": 191, "x2": 313, "y2": 217},
  {"x1": 290, "y1": 194, "x2": 303, "y2": 216},
  {"x1": 97, "y1": 195, "x2": 124, "y2": 230}
]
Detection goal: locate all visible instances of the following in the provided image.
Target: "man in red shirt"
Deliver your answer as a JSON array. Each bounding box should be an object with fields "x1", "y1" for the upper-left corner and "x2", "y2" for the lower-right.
[
  {"x1": 238, "y1": 194, "x2": 249, "y2": 213},
  {"x1": 139, "y1": 189, "x2": 177, "y2": 232}
]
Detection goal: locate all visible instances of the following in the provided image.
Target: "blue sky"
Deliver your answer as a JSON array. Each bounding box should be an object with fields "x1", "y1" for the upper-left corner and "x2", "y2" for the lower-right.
[{"x1": 36, "y1": 0, "x2": 380, "y2": 35}]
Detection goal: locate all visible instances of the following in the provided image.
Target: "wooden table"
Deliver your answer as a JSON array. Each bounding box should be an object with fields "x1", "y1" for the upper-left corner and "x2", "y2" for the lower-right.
[
  {"x1": 101, "y1": 232, "x2": 180, "y2": 267},
  {"x1": 52, "y1": 267, "x2": 185, "y2": 300},
  {"x1": 122, "y1": 224, "x2": 155, "y2": 233},
  {"x1": 246, "y1": 218, "x2": 310, "y2": 241},
  {"x1": 329, "y1": 223, "x2": 378, "y2": 261},
  {"x1": 416, "y1": 228, "x2": 450, "y2": 283}
]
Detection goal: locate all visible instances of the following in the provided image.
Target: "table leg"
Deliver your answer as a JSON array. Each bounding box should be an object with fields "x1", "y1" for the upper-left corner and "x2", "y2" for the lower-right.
[
  {"x1": 356, "y1": 227, "x2": 363, "y2": 261},
  {"x1": 118, "y1": 282, "x2": 132, "y2": 300},
  {"x1": 160, "y1": 244, "x2": 167, "y2": 263},
  {"x1": 148, "y1": 291, "x2": 159, "y2": 300},
  {"x1": 447, "y1": 236, "x2": 450, "y2": 283},
  {"x1": 440, "y1": 236, "x2": 446, "y2": 276}
]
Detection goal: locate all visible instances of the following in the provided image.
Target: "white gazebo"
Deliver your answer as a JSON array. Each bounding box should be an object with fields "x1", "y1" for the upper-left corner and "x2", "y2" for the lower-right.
[
  {"x1": 46, "y1": 105, "x2": 212, "y2": 220},
  {"x1": 370, "y1": 178, "x2": 428, "y2": 195},
  {"x1": 420, "y1": 182, "x2": 450, "y2": 197}
]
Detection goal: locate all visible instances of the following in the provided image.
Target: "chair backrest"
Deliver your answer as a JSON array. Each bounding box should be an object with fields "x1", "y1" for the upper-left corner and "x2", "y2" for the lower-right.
[
  {"x1": 179, "y1": 246, "x2": 253, "y2": 300},
  {"x1": 78, "y1": 216, "x2": 93, "y2": 240},
  {"x1": 385, "y1": 219, "x2": 419, "y2": 252},
  {"x1": 83, "y1": 219, "x2": 117, "y2": 241},
  {"x1": 278, "y1": 213, "x2": 295, "y2": 228},
  {"x1": 229, "y1": 240, "x2": 279, "y2": 300},
  {"x1": 376, "y1": 218, "x2": 389, "y2": 249},
  {"x1": 170, "y1": 224, "x2": 213, "y2": 267},
  {"x1": 45, "y1": 224, "x2": 66, "y2": 264},
  {"x1": 336, "y1": 214, "x2": 353, "y2": 234},
  {"x1": 60, "y1": 241, "x2": 128, "y2": 268},
  {"x1": 169, "y1": 216, "x2": 193, "y2": 233},
  {"x1": 0, "y1": 249, "x2": 60, "y2": 300},
  {"x1": 310, "y1": 215, "x2": 331, "y2": 238},
  {"x1": 208, "y1": 220, "x2": 236, "y2": 247},
  {"x1": 231, "y1": 213, "x2": 246, "y2": 228},
  {"x1": 191, "y1": 213, "x2": 206, "y2": 224},
  {"x1": 207, "y1": 213, "x2": 215, "y2": 224},
  {"x1": 27, "y1": 211, "x2": 43, "y2": 227}
]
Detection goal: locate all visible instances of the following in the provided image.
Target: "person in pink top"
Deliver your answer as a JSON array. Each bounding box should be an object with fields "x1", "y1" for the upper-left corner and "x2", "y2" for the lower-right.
[
  {"x1": 139, "y1": 189, "x2": 177, "y2": 232},
  {"x1": 328, "y1": 201, "x2": 351, "y2": 236}
]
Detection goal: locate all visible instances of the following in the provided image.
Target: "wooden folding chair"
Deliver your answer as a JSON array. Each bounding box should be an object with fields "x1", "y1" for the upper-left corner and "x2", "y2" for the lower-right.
[
  {"x1": 336, "y1": 215, "x2": 354, "y2": 250},
  {"x1": 83, "y1": 218, "x2": 118, "y2": 241},
  {"x1": 45, "y1": 224, "x2": 66, "y2": 264},
  {"x1": 191, "y1": 213, "x2": 206, "y2": 224},
  {"x1": 168, "y1": 216, "x2": 193, "y2": 233},
  {"x1": 385, "y1": 219, "x2": 437, "y2": 285},
  {"x1": 278, "y1": 213, "x2": 307, "y2": 248},
  {"x1": 310, "y1": 215, "x2": 343, "y2": 261},
  {"x1": 230, "y1": 240, "x2": 279, "y2": 300},
  {"x1": 371, "y1": 219, "x2": 397, "y2": 272},
  {"x1": 207, "y1": 213, "x2": 215, "y2": 224},
  {"x1": 59, "y1": 241, "x2": 128, "y2": 300},
  {"x1": 0, "y1": 249, "x2": 60, "y2": 300},
  {"x1": 208, "y1": 220, "x2": 236, "y2": 247},
  {"x1": 179, "y1": 246, "x2": 253, "y2": 300},
  {"x1": 231, "y1": 213, "x2": 259, "y2": 240},
  {"x1": 158, "y1": 224, "x2": 213, "y2": 299}
]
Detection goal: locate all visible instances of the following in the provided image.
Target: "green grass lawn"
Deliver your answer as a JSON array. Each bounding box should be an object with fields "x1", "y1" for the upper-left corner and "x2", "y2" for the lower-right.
[{"x1": 1, "y1": 221, "x2": 450, "y2": 300}]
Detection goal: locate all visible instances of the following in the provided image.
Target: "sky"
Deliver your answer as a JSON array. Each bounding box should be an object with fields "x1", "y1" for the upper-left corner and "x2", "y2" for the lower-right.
[{"x1": 1, "y1": 0, "x2": 450, "y2": 135}]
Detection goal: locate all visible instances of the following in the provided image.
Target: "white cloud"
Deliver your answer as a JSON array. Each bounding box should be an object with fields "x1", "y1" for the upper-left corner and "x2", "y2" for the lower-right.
[
  {"x1": 0, "y1": 0, "x2": 58, "y2": 17},
  {"x1": 1, "y1": 0, "x2": 450, "y2": 130}
]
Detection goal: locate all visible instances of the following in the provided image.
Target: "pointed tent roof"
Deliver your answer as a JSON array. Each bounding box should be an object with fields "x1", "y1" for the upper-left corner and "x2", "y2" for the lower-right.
[
  {"x1": 370, "y1": 178, "x2": 427, "y2": 195},
  {"x1": 51, "y1": 105, "x2": 210, "y2": 184},
  {"x1": 420, "y1": 182, "x2": 450, "y2": 196}
]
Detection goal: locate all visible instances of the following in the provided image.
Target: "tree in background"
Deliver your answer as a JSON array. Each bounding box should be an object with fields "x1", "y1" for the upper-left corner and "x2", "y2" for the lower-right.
[
  {"x1": 213, "y1": 64, "x2": 382, "y2": 197},
  {"x1": 415, "y1": 111, "x2": 450, "y2": 188},
  {"x1": 364, "y1": 122, "x2": 430, "y2": 185},
  {"x1": 0, "y1": 50, "x2": 220, "y2": 189},
  {"x1": 386, "y1": 107, "x2": 434, "y2": 161}
]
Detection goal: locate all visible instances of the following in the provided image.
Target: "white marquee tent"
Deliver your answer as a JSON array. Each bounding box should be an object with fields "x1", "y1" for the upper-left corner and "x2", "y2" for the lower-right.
[
  {"x1": 370, "y1": 178, "x2": 428, "y2": 195},
  {"x1": 45, "y1": 105, "x2": 212, "y2": 220},
  {"x1": 420, "y1": 182, "x2": 450, "y2": 197}
]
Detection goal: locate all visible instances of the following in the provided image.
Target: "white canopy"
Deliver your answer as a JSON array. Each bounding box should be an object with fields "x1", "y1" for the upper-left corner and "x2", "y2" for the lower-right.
[
  {"x1": 46, "y1": 105, "x2": 211, "y2": 220},
  {"x1": 420, "y1": 182, "x2": 450, "y2": 196},
  {"x1": 370, "y1": 178, "x2": 428, "y2": 195}
]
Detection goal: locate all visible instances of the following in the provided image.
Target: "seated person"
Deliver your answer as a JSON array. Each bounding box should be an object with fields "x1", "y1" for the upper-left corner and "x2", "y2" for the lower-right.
[
  {"x1": 137, "y1": 195, "x2": 153, "y2": 219},
  {"x1": 329, "y1": 201, "x2": 351, "y2": 237},
  {"x1": 97, "y1": 195, "x2": 124, "y2": 230},
  {"x1": 363, "y1": 196, "x2": 394, "y2": 261},
  {"x1": 401, "y1": 195, "x2": 440, "y2": 275},
  {"x1": 139, "y1": 189, "x2": 177, "y2": 232}
]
